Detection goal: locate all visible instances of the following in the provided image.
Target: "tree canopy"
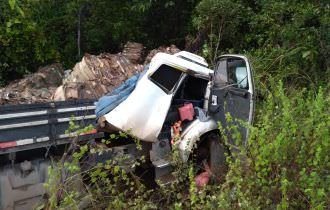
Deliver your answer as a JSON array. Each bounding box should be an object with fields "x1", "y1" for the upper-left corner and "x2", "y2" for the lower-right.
[
  {"x1": 0, "y1": 0, "x2": 328, "y2": 87},
  {"x1": 0, "y1": 0, "x2": 200, "y2": 85}
]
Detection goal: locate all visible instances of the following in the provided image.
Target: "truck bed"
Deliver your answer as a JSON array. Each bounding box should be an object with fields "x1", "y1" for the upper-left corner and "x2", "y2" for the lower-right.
[
  {"x1": 0, "y1": 99, "x2": 103, "y2": 155},
  {"x1": 0, "y1": 99, "x2": 105, "y2": 210}
]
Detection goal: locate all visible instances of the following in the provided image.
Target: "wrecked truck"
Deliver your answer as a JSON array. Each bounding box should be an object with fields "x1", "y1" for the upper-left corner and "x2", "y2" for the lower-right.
[
  {"x1": 0, "y1": 51, "x2": 254, "y2": 209},
  {"x1": 96, "y1": 51, "x2": 255, "y2": 182}
]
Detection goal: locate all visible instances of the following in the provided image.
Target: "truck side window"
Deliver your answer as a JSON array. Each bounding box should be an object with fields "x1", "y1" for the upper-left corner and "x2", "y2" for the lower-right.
[
  {"x1": 227, "y1": 58, "x2": 248, "y2": 89},
  {"x1": 214, "y1": 59, "x2": 227, "y2": 87},
  {"x1": 150, "y1": 64, "x2": 183, "y2": 93}
]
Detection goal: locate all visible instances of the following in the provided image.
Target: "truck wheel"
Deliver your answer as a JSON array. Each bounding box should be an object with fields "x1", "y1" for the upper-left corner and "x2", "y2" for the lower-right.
[{"x1": 207, "y1": 133, "x2": 227, "y2": 183}]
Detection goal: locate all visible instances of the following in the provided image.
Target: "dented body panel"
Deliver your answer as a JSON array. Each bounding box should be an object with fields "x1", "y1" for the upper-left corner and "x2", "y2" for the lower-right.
[
  {"x1": 104, "y1": 73, "x2": 173, "y2": 142},
  {"x1": 100, "y1": 52, "x2": 255, "y2": 173},
  {"x1": 103, "y1": 52, "x2": 212, "y2": 142}
]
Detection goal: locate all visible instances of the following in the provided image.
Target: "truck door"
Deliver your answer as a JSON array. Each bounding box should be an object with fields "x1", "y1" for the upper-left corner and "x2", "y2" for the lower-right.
[
  {"x1": 208, "y1": 55, "x2": 255, "y2": 145},
  {"x1": 104, "y1": 64, "x2": 184, "y2": 142}
]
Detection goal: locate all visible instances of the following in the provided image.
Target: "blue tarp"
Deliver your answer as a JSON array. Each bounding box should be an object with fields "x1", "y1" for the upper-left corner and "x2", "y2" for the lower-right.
[{"x1": 95, "y1": 73, "x2": 141, "y2": 118}]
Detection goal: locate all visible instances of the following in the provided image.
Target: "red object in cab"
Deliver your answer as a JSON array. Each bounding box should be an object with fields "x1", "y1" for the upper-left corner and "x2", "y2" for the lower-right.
[{"x1": 178, "y1": 103, "x2": 195, "y2": 121}]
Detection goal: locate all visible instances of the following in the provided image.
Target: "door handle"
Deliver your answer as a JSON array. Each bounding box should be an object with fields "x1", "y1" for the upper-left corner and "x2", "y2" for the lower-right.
[{"x1": 209, "y1": 94, "x2": 220, "y2": 113}]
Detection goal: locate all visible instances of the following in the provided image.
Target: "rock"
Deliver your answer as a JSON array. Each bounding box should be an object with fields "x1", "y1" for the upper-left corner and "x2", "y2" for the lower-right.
[
  {"x1": 0, "y1": 63, "x2": 64, "y2": 105},
  {"x1": 144, "y1": 44, "x2": 180, "y2": 64},
  {"x1": 53, "y1": 51, "x2": 145, "y2": 101},
  {"x1": 53, "y1": 85, "x2": 66, "y2": 101},
  {"x1": 121, "y1": 42, "x2": 145, "y2": 64}
]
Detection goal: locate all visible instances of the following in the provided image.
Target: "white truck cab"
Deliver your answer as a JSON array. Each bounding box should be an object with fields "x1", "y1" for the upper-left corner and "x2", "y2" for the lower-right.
[{"x1": 99, "y1": 51, "x2": 255, "y2": 180}]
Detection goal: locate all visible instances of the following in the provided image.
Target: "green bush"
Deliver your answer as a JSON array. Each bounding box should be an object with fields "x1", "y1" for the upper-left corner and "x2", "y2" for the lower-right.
[
  {"x1": 193, "y1": 0, "x2": 330, "y2": 87},
  {"x1": 218, "y1": 81, "x2": 330, "y2": 209},
  {"x1": 43, "y1": 83, "x2": 329, "y2": 209}
]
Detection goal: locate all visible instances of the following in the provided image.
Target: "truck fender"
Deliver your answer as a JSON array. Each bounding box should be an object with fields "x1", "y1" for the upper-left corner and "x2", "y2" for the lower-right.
[{"x1": 178, "y1": 118, "x2": 218, "y2": 162}]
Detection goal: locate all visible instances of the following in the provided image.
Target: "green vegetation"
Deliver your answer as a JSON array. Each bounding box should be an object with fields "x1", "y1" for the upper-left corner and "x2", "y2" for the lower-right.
[
  {"x1": 194, "y1": 0, "x2": 329, "y2": 88},
  {"x1": 0, "y1": 0, "x2": 328, "y2": 86},
  {"x1": 1, "y1": 0, "x2": 329, "y2": 209},
  {"x1": 220, "y1": 82, "x2": 330, "y2": 209},
  {"x1": 43, "y1": 87, "x2": 330, "y2": 209},
  {"x1": 0, "y1": 0, "x2": 199, "y2": 85}
]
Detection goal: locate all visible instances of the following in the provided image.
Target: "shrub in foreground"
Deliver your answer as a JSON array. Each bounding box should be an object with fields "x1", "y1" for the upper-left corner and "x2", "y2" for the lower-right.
[{"x1": 43, "y1": 82, "x2": 329, "y2": 209}]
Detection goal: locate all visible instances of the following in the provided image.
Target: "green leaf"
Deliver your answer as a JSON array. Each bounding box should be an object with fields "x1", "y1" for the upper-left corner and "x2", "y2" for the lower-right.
[
  {"x1": 113, "y1": 165, "x2": 120, "y2": 174},
  {"x1": 8, "y1": 0, "x2": 16, "y2": 10},
  {"x1": 302, "y1": 51, "x2": 311, "y2": 58},
  {"x1": 16, "y1": 5, "x2": 25, "y2": 17}
]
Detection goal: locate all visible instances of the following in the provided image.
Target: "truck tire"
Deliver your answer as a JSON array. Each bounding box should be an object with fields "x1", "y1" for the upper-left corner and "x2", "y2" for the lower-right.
[
  {"x1": 0, "y1": 159, "x2": 49, "y2": 210},
  {"x1": 207, "y1": 133, "x2": 227, "y2": 182}
]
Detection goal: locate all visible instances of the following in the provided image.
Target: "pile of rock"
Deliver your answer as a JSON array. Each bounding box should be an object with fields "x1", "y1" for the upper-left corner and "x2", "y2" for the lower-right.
[
  {"x1": 0, "y1": 64, "x2": 64, "y2": 105},
  {"x1": 53, "y1": 53, "x2": 145, "y2": 101},
  {"x1": 53, "y1": 42, "x2": 146, "y2": 101},
  {"x1": 0, "y1": 42, "x2": 180, "y2": 104}
]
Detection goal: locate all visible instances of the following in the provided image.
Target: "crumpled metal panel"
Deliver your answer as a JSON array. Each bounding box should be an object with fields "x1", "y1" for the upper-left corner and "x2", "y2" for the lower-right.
[
  {"x1": 104, "y1": 73, "x2": 172, "y2": 142},
  {"x1": 104, "y1": 52, "x2": 212, "y2": 142}
]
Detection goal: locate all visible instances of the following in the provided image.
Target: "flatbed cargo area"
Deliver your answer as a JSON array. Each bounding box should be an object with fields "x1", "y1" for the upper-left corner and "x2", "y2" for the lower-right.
[{"x1": 0, "y1": 99, "x2": 101, "y2": 155}]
